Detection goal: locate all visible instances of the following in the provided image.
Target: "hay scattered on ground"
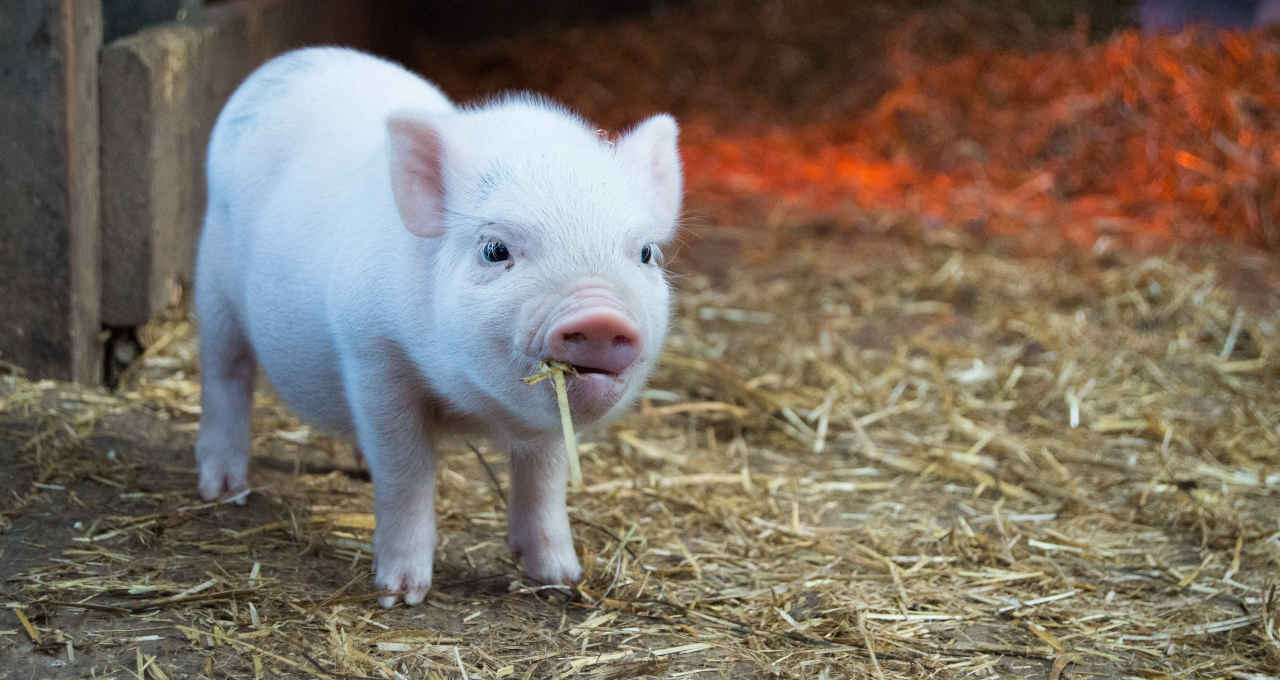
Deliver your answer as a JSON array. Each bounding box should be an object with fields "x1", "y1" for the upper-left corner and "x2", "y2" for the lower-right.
[{"x1": 3, "y1": 232, "x2": 1278, "y2": 678}]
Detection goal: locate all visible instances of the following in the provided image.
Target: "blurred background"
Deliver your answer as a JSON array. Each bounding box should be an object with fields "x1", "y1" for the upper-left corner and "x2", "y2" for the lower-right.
[{"x1": 392, "y1": 0, "x2": 1280, "y2": 255}]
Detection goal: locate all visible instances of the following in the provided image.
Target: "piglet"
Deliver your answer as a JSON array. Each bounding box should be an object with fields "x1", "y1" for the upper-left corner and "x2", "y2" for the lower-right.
[{"x1": 194, "y1": 47, "x2": 681, "y2": 606}]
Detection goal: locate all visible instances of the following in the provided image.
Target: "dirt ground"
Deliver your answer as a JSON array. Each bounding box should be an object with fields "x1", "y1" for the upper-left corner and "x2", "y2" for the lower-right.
[{"x1": 3, "y1": 225, "x2": 1279, "y2": 678}]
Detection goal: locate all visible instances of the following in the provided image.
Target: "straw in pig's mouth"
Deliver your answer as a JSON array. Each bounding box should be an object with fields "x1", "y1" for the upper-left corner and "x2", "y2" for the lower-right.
[{"x1": 520, "y1": 360, "x2": 584, "y2": 487}]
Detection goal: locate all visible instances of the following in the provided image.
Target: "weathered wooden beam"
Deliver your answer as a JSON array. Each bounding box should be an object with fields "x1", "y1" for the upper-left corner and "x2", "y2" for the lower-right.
[
  {"x1": 0, "y1": 0, "x2": 104, "y2": 383},
  {"x1": 99, "y1": 0, "x2": 375, "y2": 328}
]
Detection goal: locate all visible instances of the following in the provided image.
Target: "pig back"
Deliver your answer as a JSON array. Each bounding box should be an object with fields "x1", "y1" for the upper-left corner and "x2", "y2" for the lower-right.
[{"x1": 206, "y1": 47, "x2": 452, "y2": 242}]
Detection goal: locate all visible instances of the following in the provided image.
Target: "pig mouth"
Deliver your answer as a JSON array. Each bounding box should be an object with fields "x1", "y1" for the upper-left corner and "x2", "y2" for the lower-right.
[
  {"x1": 568, "y1": 364, "x2": 619, "y2": 377},
  {"x1": 559, "y1": 365, "x2": 629, "y2": 423},
  {"x1": 524, "y1": 358, "x2": 631, "y2": 421}
]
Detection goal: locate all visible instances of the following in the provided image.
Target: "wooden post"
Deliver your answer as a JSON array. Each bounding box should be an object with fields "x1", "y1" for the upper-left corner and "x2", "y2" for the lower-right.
[
  {"x1": 99, "y1": 0, "x2": 374, "y2": 328},
  {"x1": 0, "y1": 0, "x2": 103, "y2": 383}
]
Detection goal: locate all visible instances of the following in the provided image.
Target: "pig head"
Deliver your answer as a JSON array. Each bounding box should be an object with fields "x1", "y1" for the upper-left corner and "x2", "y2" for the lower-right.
[{"x1": 387, "y1": 99, "x2": 682, "y2": 437}]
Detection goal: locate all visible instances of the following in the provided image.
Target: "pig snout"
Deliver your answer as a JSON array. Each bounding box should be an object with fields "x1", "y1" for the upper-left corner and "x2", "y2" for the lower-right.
[
  {"x1": 549, "y1": 312, "x2": 641, "y2": 375},
  {"x1": 525, "y1": 282, "x2": 649, "y2": 422}
]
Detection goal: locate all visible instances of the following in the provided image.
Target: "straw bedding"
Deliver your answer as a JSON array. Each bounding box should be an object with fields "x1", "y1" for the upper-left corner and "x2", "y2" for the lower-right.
[{"x1": 3, "y1": 227, "x2": 1278, "y2": 678}]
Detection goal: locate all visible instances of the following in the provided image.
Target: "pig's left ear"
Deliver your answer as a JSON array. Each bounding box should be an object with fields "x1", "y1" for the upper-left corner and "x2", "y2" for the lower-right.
[
  {"x1": 387, "y1": 111, "x2": 448, "y2": 238},
  {"x1": 615, "y1": 114, "x2": 683, "y2": 237}
]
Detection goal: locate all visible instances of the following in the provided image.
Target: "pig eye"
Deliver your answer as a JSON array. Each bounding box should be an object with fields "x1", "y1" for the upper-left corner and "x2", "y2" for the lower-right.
[
  {"x1": 640, "y1": 243, "x2": 663, "y2": 266},
  {"x1": 482, "y1": 241, "x2": 510, "y2": 263}
]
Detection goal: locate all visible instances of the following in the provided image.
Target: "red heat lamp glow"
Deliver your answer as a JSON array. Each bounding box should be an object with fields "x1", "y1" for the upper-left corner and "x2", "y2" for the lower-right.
[{"x1": 682, "y1": 29, "x2": 1280, "y2": 252}]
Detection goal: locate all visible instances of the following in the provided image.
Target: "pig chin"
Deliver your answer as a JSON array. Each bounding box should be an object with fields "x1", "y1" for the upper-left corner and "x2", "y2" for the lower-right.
[{"x1": 563, "y1": 371, "x2": 632, "y2": 423}]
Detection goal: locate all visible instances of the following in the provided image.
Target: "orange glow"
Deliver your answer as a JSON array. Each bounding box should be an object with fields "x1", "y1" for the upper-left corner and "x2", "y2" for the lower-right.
[{"x1": 681, "y1": 29, "x2": 1280, "y2": 251}]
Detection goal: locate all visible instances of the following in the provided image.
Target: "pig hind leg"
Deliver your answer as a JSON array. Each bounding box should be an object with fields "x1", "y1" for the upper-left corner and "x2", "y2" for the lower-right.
[{"x1": 195, "y1": 273, "x2": 257, "y2": 502}]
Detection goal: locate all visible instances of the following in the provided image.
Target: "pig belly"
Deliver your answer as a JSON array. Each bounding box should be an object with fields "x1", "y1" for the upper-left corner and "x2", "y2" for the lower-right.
[{"x1": 242, "y1": 257, "x2": 354, "y2": 433}]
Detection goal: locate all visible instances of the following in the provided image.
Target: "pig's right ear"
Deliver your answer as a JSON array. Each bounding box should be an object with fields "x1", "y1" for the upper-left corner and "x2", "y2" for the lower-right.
[{"x1": 387, "y1": 111, "x2": 447, "y2": 238}]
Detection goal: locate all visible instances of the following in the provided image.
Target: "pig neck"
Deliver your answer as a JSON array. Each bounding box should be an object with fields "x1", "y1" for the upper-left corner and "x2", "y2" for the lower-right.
[
  {"x1": 321, "y1": 148, "x2": 442, "y2": 392},
  {"x1": 323, "y1": 149, "x2": 564, "y2": 445},
  {"x1": 328, "y1": 155, "x2": 528, "y2": 439}
]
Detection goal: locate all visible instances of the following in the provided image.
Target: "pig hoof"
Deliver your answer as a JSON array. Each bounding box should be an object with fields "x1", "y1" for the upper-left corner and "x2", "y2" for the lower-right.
[
  {"x1": 374, "y1": 552, "x2": 434, "y2": 607},
  {"x1": 517, "y1": 545, "x2": 583, "y2": 586},
  {"x1": 375, "y1": 577, "x2": 430, "y2": 608},
  {"x1": 377, "y1": 586, "x2": 427, "y2": 608},
  {"x1": 196, "y1": 457, "x2": 248, "y2": 502}
]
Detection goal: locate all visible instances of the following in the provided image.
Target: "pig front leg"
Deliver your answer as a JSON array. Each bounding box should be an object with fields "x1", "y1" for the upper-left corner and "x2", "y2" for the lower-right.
[
  {"x1": 346, "y1": 365, "x2": 438, "y2": 607},
  {"x1": 507, "y1": 438, "x2": 583, "y2": 586}
]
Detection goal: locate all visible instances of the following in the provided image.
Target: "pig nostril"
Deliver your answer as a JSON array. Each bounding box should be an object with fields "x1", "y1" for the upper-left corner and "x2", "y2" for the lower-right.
[
  {"x1": 562, "y1": 332, "x2": 587, "y2": 344},
  {"x1": 613, "y1": 335, "x2": 634, "y2": 347}
]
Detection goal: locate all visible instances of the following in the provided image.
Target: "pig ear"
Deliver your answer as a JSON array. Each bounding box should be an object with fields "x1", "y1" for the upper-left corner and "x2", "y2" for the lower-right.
[
  {"x1": 387, "y1": 111, "x2": 448, "y2": 238},
  {"x1": 616, "y1": 114, "x2": 683, "y2": 235}
]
